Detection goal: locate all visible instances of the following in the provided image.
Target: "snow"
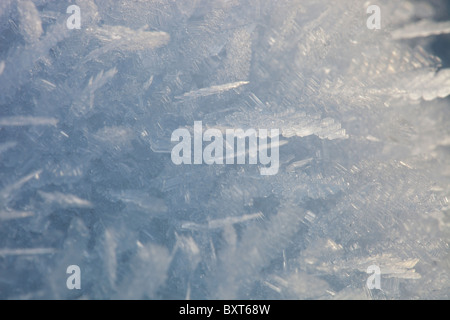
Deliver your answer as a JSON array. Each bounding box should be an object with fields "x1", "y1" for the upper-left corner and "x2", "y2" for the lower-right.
[{"x1": 0, "y1": 0, "x2": 449, "y2": 299}]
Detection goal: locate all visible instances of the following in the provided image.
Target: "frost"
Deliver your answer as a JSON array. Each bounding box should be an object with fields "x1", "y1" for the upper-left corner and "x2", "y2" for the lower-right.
[
  {"x1": 0, "y1": 248, "x2": 55, "y2": 256},
  {"x1": 394, "y1": 68, "x2": 450, "y2": 101},
  {"x1": 0, "y1": 116, "x2": 58, "y2": 126},
  {"x1": 71, "y1": 68, "x2": 118, "y2": 116},
  {"x1": 38, "y1": 191, "x2": 93, "y2": 208},
  {"x1": 108, "y1": 190, "x2": 167, "y2": 214},
  {"x1": 0, "y1": 141, "x2": 16, "y2": 155},
  {"x1": 176, "y1": 81, "x2": 250, "y2": 100},
  {"x1": 0, "y1": 209, "x2": 34, "y2": 221},
  {"x1": 0, "y1": 0, "x2": 449, "y2": 300},
  {"x1": 181, "y1": 212, "x2": 263, "y2": 230},
  {"x1": 212, "y1": 109, "x2": 348, "y2": 140},
  {"x1": 0, "y1": 170, "x2": 42, "y2": 202},
  {"x1": 118, "y1": 243, "x2": 172, "y2": 299},
  {"x1": 84, "y1": 25, "x2": 170, "y2": 62},
  {"x1": 0, "y1": 16, "x2": 71, "y2": 103},
  {"x1": 392, "y1": 20, "x2": 450, "y2": 39},
  {"x1": 17, "y1": 0, "x2": 43, "y2": 43},
  {"x1": 103, "y1": 229, "x2": 117, "y2": 287}
]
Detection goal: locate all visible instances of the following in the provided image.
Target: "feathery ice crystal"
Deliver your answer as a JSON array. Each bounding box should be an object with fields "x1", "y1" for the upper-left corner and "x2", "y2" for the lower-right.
[{"x1": 0, "y1": 0, "x2": 449, "y2": 299}]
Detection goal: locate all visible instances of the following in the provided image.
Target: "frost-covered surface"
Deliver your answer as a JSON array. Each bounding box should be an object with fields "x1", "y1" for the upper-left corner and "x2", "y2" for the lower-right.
[{"x1": 0, "y1": 0, "x2": 449, "y2": 299}]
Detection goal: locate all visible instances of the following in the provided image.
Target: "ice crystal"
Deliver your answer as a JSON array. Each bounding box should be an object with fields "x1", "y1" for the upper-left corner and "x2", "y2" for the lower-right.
[{"x1": 0, "y1": 0, "x2": 449, "y2": 299}]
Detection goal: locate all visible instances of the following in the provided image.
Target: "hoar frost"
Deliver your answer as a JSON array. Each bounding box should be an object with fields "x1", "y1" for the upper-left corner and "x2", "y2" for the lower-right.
[{"x1": 0, "y1": 0, "x2": 449, "y2": 299}]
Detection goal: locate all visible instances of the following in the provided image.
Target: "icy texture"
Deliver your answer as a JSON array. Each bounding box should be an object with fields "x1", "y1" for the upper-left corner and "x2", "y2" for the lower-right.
[
  {"x1": 392, "y1": 20, "x2": 450, "y2": 39},
  {"x1": 0, "y1": 0, "x2": 449, "y2": 299}
]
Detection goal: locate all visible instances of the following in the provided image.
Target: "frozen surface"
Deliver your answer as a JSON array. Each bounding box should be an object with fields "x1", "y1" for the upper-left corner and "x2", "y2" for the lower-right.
[{"x1": 0, "y1": 0, "x2": 449, "y2": 299}]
